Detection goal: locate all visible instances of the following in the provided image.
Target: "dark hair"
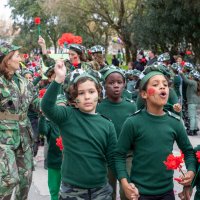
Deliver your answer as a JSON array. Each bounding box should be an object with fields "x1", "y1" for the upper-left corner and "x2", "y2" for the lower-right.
[
  {"x1": 68, "y1": 77, "x2": 102, "y2": 103},
  {"x1": 0, "y1": 51, "x2": 15, "y2": 80},
  {"x1": 196, "y1": 80, "x2": 200, "y2": 96}
]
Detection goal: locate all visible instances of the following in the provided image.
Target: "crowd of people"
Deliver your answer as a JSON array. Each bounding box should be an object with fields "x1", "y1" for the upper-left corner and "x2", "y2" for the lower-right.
[{"x1": 0, "y1": 35, "x2": 200, "y2": 200}]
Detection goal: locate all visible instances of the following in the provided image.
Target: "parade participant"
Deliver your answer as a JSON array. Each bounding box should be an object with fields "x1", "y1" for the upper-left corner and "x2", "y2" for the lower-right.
[
  {"x1": 41, "y1": 61, "x2": 116, "y2": 200},
  {"x1": 97, "y1": 65, "x2": 137, "y2": 200},
  {"x1": 115, "y1": 67, "x2": 196, "y2": 200},
  {"x1": 39, "y1": 94, "x2": 66, "y2": 200},
  {"x1": 146, "y1": 50, "x2": 157, "y2": 66},
  {"x1": 179, "y1": 69, "x2": 200, "y2": 136},
  {"x1": 89, "y1": 45, "x2": 107, "y2": 70},
  {"x1": 0, "y1": 42, "x2": 39, "y2": 200}
]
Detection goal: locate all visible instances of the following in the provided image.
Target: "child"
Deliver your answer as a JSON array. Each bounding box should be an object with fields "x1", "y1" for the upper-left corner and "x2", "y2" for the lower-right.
[
  {"x1": 39, "y1": 95, "x2": 66, "y2": 200},
  {"x1": 41, "y1": 60, "x2": 117, "y2": 200},
  {"x1": 179, "y1": 69, "x2": 200, "y2": 136},
  {"x1": 97, "y1": 66, "x2": 137, "y2": 199},
  {"x1": 115, "y1": 67, "x2": 196, "y2": 200}
]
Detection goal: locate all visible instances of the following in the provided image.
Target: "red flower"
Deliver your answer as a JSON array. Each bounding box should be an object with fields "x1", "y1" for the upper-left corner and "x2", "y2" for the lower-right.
[
  {"x1": 180, "y1": 61, "x2": 185, "y2": 67},
  {"x1": 34, "y1": 72, "x2": 40, "y2": 77},
  {"x1": 88, "y1": 50, "x2": 92, "y2": 55},
  {"x1": 164, "y1": 152, "x2": 185, "y2": 182},
  {"x1": 73, "y1": 36, "x2": 82, "y2": 44},
  {"x1": 56, "y1": 136, "x2": 63, "y2": 151},
  {"x1": 72, "y1": 61, "x2": 79, "y2": 67},
  {"x1": 163, "y1": 153, "x2": 184, "y2": 170},
  {"x1": 34, "y1": 17, "x2": 41, "y2": 25},
  {"x1": 38, "y1": 88, "x2": 46, "y2": 99},
  {"x1": 147, "y1": 88, "x2": 155, "y2": 96},
  {"x1": 196, "y1": 151, "x2": 200, "y2": 163},
  {"x1": 23, "y1": 54, "x2": 29, "y2": 59},
  {"x1": 32, "y1": 62, "x2": 37, "y2": 67},
  {"x1": 186, "y1": 51, "x2": 192, "y2": 55}
]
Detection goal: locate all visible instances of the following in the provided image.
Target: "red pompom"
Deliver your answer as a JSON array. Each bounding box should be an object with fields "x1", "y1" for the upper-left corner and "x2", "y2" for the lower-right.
[{"x1": 34, "y1": 17, "x2": 41, "y2": 25}]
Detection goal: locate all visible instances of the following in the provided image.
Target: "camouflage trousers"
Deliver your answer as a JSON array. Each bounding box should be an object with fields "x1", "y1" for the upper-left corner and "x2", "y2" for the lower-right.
[
  {"x1": 0, "y1": 144, "x2": 33, "y2": 200},
  {"x1": 59, "y1": 182, "x2": 113, "y2": 200}
]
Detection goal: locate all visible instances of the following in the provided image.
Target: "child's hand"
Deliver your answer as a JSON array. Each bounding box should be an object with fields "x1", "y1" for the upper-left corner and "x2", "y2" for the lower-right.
[
  {"x1": 121, "y1": 179, "x2": 140, "y2": 200},
  {"x1": 173, "y1": 103, "x2": 182, "y2": 113},
  {"x1": 54, "y1": 59, "x2": 66, "y2": 83},
  {"x1": 179, "y1": 171, "x2": 195, "y2": 186},
  {"x1": 178, "y1": 186, "x2": 192, "y2": 200},
  {"x1": 38, "y1": 36, "x2": 47, "y2": 54}
]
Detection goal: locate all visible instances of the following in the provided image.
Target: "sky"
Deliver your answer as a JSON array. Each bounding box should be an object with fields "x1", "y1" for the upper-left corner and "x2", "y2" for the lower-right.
[{"x1": 0, "y1": 0, "x2": 12, "y2": 20}]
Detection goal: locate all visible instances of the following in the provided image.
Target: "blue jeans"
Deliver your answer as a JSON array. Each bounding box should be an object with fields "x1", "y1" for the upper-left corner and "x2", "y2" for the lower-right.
[{"x1": 188, "y1": 104, "x2": 198, "y2": 130}]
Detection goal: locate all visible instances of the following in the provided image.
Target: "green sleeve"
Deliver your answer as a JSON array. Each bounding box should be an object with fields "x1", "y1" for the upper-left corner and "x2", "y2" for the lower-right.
[
  {"x1": 41, "y1": 81, "x2": 69, "y2": 125},
  {"x1": 33, "y1": 76, "x2": 42, "y2": 86},
  {"x1": 38, "y1": 115, "x2": 50, "y2": 137},
  {"x1": 168, "y1": 88, "x2": 178, "y2": 105},
  {"x1": 176, "y1": 122, "x2": 196, "y2": 173},
  {"x1": 180, "y1": 74, "x2": 196, "y2": 86},
  {"x1": 115, "y1": 118, "x2": 134, "y2": 181},
  {"x1": 106, "y1": 123, "x2": 117, "y2": 175}
]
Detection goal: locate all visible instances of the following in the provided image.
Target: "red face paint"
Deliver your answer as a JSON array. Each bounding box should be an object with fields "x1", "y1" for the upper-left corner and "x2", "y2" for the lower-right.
[{"x1": 147, "y1": 88, "x2": 155, "y2": 96}]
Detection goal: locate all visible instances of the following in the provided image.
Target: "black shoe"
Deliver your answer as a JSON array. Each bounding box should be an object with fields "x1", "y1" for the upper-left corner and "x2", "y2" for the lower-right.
[
  {"x1": 187, "y1": 130, "x2": 194, "y2": 136},
  {"x1": 193, "y1": 130, "x2": 198, "y2": 135}
]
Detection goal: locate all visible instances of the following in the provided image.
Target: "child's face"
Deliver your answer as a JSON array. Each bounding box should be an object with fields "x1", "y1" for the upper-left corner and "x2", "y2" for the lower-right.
[
  {"x1": 105, "y1": 73, "x2": 125, "y2": 100},
  {"x1": 24, "y1": 73, "x2": 33, "y2": 82},
  {"x1": 68, "y1": 50, "x2": 80, "y2": 64},
  {"x1": 75, "y1": 80, "x2": 98, "y2": 114},
  {"x1": 141, "y1": 75, "x2": 169, "y2": 107}
]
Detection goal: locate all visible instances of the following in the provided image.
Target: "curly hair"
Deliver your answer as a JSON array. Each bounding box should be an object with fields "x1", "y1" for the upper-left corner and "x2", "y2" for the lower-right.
[
  {"x1": 68, "y1": 77, "x2": 102, "y2": 104},
  {"x1": 0, "y1": 51, "x2": 15, "y2": 80}
]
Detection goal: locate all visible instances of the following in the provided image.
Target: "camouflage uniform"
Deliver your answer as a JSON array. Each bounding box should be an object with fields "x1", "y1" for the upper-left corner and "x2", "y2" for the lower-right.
[
  {"x1": 59, "y1": 182, "x2": 113, "y2": 200},
  {"x1": 0, "y1": 42, "x2": 39, "y2": 200}
]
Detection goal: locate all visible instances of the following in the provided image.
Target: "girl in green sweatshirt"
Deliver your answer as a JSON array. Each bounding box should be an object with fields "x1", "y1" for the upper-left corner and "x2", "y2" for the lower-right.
[
  {"x1": 115, "y1": 65, "x2": 196, "y2": 200},
  {"x1": 41, "y1": 60, "x2": 117, "y2": 200}
]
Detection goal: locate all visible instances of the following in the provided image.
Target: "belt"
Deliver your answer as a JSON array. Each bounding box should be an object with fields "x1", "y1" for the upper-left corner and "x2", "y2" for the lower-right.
[{"x1": 0, "y1": 112, "x2": 27, "y2": 121}]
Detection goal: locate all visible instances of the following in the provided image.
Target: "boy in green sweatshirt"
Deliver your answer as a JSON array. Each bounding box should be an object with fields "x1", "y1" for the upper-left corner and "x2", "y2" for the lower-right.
[
  {"x1": 97, "y1": 66, "x2": 137, "y2": 199},
  {"x1": 115, "y1": 65, "x2": 196, "y2": 200},
  {"x1": 41, "y1": 60, "x2": 117, "y2": 200}
]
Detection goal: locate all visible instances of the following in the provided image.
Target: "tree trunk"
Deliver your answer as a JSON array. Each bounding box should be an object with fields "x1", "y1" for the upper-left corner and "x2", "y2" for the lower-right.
[{"x1": 124, "y1": 43, "x2": 131, "y2": 64}]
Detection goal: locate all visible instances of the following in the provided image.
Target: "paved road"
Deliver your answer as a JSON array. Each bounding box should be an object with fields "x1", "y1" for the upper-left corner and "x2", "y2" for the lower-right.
[{"x1": 26, "y1": 109, "x2": 200, "y2": 200}]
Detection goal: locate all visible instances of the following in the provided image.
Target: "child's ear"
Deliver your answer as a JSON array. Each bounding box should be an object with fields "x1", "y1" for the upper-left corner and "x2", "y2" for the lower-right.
[{"x1": 140, "y1": 90, "x2": 147, "y2": 99}]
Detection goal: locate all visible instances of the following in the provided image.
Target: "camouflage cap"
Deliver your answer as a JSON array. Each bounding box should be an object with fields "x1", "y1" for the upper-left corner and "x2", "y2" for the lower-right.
[
  {"x1": 90, "y1": 45, "x2": 105, "y2": 54},
  {"x1": 99, "y1": 65, "x2": 125, "y2": 80},
  {"x1": 22, "y1": 70, "x2": 33, "y2": 77},
  {"x1": 125, "y1": 69, "x2": 141, "y2": 78},
  {"x1": 170, "y1": 63, "x2": 182, "y2": 72},
  {"x1": 68, "y1": 44, "x2": 85, "y2": 55},
  {"x1": 183, "y1": 62, "x2": 194, "y2": 71},
  {"x1": 189, "y1": 70, "x2": 200, "y2": 81},
  {"x1": 0, "y1": 41, "x2": 21, "y2": 61},
  {"x1": 157, "y1": 52, "x2": 170, "y2": 62}
]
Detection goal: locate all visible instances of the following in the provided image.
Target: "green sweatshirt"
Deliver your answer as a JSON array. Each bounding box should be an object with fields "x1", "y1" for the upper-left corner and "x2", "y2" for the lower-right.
[
  {"x1": 41, "y1": 81, "x2": 117, "y2": 188},
  {"x1": 38, "y1": 115, "x2": 62, "y2": 169},
  {"x1": 181, "y1": 74, "x2": 200, "y2": 104},
  {"x1": 97, "y1": 98, "x2": 137, "y2": 138},
  {"x1": 115, "y1": 109, "x2": 196, "y2": 195}
]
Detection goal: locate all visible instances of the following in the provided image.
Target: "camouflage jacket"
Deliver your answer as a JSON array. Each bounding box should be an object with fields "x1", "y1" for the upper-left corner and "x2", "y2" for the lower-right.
[{"x1": 0, "y1": 73, "x2": 39, "y2": 151}]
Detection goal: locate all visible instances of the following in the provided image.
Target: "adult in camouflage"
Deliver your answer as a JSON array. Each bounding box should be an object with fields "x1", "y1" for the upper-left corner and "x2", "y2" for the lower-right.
[{"x1": 0, "y1": 42, "x2": 39, "y2": 200}]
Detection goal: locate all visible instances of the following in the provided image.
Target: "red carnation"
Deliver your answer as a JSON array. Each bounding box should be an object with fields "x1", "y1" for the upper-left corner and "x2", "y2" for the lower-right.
[
  {"x1": 23, "y1": 54, "x2": 29, "y2": 59},
  {"x1": 34, "y1": 17, "x2": 41, "y2": 25},
  {"x1": 56, "y1": 136, "x2": 63, "y2": 151},
  {"x1": 32, "y1": 62, "x2": 37, "y2": 67},
  {"x1": 196, "y1": 151, "x2": 200, "y2": 163},
  {"x1": 72, "y1": 61, "x2": 79, "y2": 67},
  {"x1": 164, "y1": 152, "x2": 185, "y2": 181},
  {"x1": 38, "y1": 88, "x2": 46, "y2": 99},
  {"x1": 147, "y1": 88, "x2": 155, "y2": 96},
  {"x1": 88, "y1": 50, "x2": 92, "y2": 55},
  {"x1": 34, "y1": 72, "x2": 40, "y2": 77},
  {"x1": 73, "y1": 36, "x2": 82, "y2": 44},
  {"x1": 186, "y1": 51, "x2": 192, "y2": 55}
]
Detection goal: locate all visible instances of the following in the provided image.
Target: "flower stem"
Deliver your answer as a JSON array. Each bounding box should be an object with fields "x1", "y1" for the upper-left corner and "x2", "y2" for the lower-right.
[{"x1": 179, "y1": 167, "x2": 185, "y2": 177}]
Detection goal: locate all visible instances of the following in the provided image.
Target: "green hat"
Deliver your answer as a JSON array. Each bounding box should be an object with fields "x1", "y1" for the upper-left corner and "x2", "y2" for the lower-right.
[
  {"x1": 100, "y1": 65, "x2": 125, "y2": 80},
  {"x1": 90, "y1": 45, "x2": 105, "y2": 54},
  {"x1": 140, "y1": 71, "x2": 164, "y2": 89},
  {"x1": 56, "y1": 94, "x2": 67, "y2": 104},
  {"x1": 22, "y1": 70, "x2": 33, "y2": 77},
  {"x1": 125, "y1": 69, "x2": 141, "y2": 78},
  {"x1": 0, "y1": 42, "x2": 21, "y2": 62},
  {"x1": 157, "y1": 52, "x2": 170, "y2": 62}
]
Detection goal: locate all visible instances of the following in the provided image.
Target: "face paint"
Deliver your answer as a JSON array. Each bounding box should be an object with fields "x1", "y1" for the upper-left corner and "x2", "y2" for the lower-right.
[
  {"x1": 94, "y1": 97, "x2": 98, "y2": 102},
  {"x1": 147, "y1": 88, "x2": 155, "y2": 96},
  {"x1": 75, "y1": 99, "x2": 80, "y2": 103}
]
